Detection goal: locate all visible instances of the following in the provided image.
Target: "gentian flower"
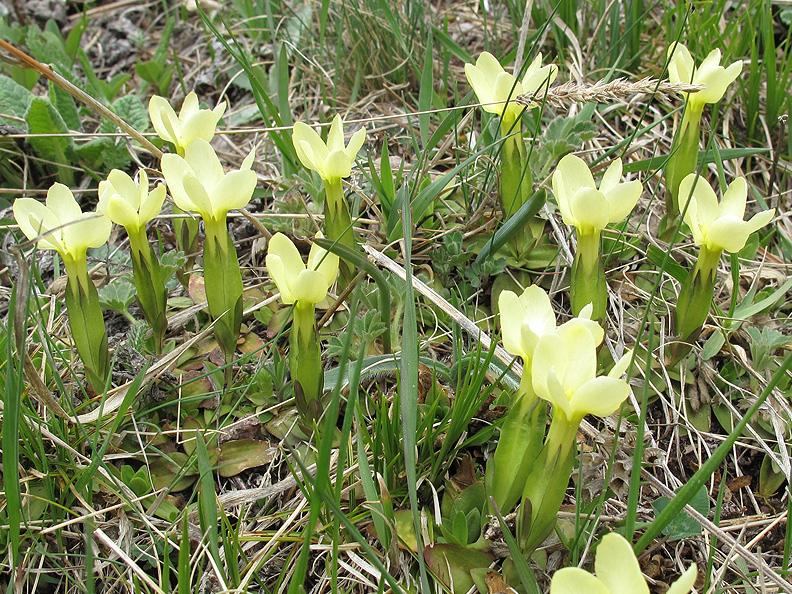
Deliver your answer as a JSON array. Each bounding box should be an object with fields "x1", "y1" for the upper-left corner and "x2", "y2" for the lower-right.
[
  {"x1": 292, "y1": 114, "x2": 365, "y2": 286},
  {"x1": 266, "y1": 232, "x2": 339, "y2": 307},
  {"x1": 465, "y1": 51, "x2": 558, "y2": 123},
  {"x1": 680, "y1": 174, "x2": 775, "y2": 254},
  {"x1": 552, "y1": 155, "x2": 641, "y2": 237},
  {"x1": 98, "y1": 169, "x2": 169, "y2": 352},
  {"x1": 465, "y1": 51, "x2": 558, "y2": 224},
  {"x1": 98, "y1": 169, "x2": 167, "y2": 233},
  {"x1": 663, "y1": 43, "x2": 742, "y2": 226},
  {"x1": 13, "y1": 184, "x2": 112, "y2": 393},
  {"x1": 490, "y1": 285, "x2": 603, "y2": 514},
  {"x1": 670, "y1": 175, "x2": 774, "y2": 364},
  {"x1": 668, "y1": 44, "x2": 743, "y2": 109},
  {"x1": 552, "y1": 155, "x2": 642, "y2": 319},
  {"x1": 550, "y1": 532, "x2": 697, "y2": 594},
  {"x1": 293, "y1": 114, "x2": 366, "y2": 184},
  {"x1": 266, "y1": 233, "x2": 339, "y2": 420},
  {"x1": 149, "y1": 92, "x2": 226, "y2": 156},
  {"x1": 161, "y1": 139, "x2": 257, "y2": 361}
]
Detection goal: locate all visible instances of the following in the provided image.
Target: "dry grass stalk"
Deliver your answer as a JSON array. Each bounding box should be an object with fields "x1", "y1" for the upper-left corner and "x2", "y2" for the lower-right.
[{"x1": 516, "y1": 78, "x2": 704, "y2": 108}]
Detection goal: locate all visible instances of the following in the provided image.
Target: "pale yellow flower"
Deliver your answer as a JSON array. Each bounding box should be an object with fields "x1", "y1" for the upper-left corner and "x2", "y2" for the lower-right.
[
  {"x1": 97, "y1": 169, "x2": 167, "y2": 233},
  {"x1": 465, "y1": 51, "x2": 558, "y2": 121},
  {"x1": 531, "y1": 324, "x2": 631, "y2": 423},
  {"x1": 266, "y1": 233, "x2": 339, "y2": 306},
  {"x1": 552, "y1": 155, "x2": 642, "y2": 237},
  {"x1": 680, "y1": 174, "x2": 775, "y2": 254},
  {"x1": 161, "y1": 139, "x2": 256, "y2": 223},
  {"x1": 13, "y1": 183, "x2": 111, "y2": 263},
  {"x1": 293, "y1": 114, "x2": 366, "y2": 183},
  {"x1": 149, "y1": 92, "x2": 226, "y2": 154},
  {"x1": 667, "y1": 43, "x2": 742, "y2": 108},
  {"x1": 551, "y1": 532, "x2": 697, "y2": 594},
  {"x1": 499, "y1": 285, "x2": 603, "y2": 365}
]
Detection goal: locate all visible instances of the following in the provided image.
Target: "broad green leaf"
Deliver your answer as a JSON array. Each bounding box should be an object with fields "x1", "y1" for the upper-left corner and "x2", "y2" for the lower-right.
[
  {"x1": 112, "y1": 94, "x2": 150, "y2": 133},
  {"x1": 651, "y1": 484, "x2": 710, "y2": 540},
  {"x1": 0, "y1": 74, "x2": 34, "y2": 125},
  {"x1": 25, "y1": 97, "x2": 74, "y2": 164}
]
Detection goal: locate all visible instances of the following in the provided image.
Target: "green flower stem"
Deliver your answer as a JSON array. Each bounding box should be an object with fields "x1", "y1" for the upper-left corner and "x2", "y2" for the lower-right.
[
  {"x1": 668, "y1": 245, "x2": 721, "y2": 365},
  {"x1": 499, "y1": 117, "x2": 532, "y2": 220},
  {"x1": 324, "y1": 179, "x2": 356, "y2": 287},
  {"x1": 519, "y1": 412, "x2": 579, "y2": 555},
  {"x1": 290, "y1": 301, "x2": 323, "y2": 421},
  {"x1": 486, "y1": 382, "x2": 546, "y2": 515},
  {"x1": 63, "y1": 257, "x2": 109, "y2": 394},
  {"x1": 128, "y1": 228, "x2": 167, "y2": 354},
  {"x1": 203, "y1": 218, "x2": 243, "y2": 363},
  {"x1": 173, "y1": 206, "x2": 200, "y2": 289},
  {"x1": 664, "y1": 102, "x2": 704, "y2": 220},
  {"x1": 571, "y1": 230, "x2": 606, "y2": 321}
]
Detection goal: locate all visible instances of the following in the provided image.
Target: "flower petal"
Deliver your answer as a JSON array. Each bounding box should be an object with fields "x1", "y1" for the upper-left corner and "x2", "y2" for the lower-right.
[
  {"x1": 182, "y1": 173, "x2": 215, "y2": 219},
  {"x1": 13, "y1": 198, "x2": 63, "y2": 251},
  {"x1": 139, "y1": 183, "x2": 167, "y2": 225},
  {"x1": 532, "y1": 332, "x2": 569, "y2": 406},
  {"x1": 595, "y1": 533, "x2": 650, "y2": 594},
  {"x1": 718, "y1": 176, "x2": 747, "y2": 219},
  {"x1": 265, "y1": 253, "x2": 293, "y2": 304},
  {"x1": 492, "y1": 71, "x2": 521, "y2": 118},
  {"x1": 307, "y1": 235, "x2": 339, "y2": 289},
  {"x1": 184, "y1": 138, "x2": 225, "y2": 190},
  {"x1": 609, "y1": 349, "x2": 633, "y2": 379},
  {"x1": 291, "y1": 269, "x2": 330, "y2": 304},
  {"x1": 499, "y1": 289, "x2": 528, "y2": 359},
  {"x1": 667, "y1": 43, "x2": 694, "y2": 84},
  {"x1": 345, "y1": 126, "x2": 367, "y2": 162},
  {"x1": 550, "y1": 568, "x2": 610, "y2": 594},
  {"x1": 706, "y1": 213, "x2": 770, "y2": 254},
  {"x1": 545, "y1": 367, "x2": 572, "y2": 418},
  {"x1": 178, "y1": 92, "x2": 200, "y2": 121},
  {"x1": 521, "y1": 62, "x2": 558, "y2": 96},
  {"x1": 569, "y1": 187, "x2": 610, "y2": 233},
  {"x1": 149, "y1": 95, "x2": 179, "y2": 143},
  {"x1": 45, "y1": 183, "x2": 82, "y2": 222},
  {"x1": 106, "y1": 169, "x2": 141, "y2": 209},
  {"x1": 268, "y1": 233, "x2": 306, "y2": 283},
  {"x1": 569, "y1": 376, "x2": 630, "y2": 419},
  {"x1": 552, "y1": 169, "x2": 574, "y2": 226},
  {"x1": 99, "y1": 189, "x2": 139, "y2": 229},
  {"x1": 209, "y1": 169, "x2": 257, "y2": 218},
  {"x1": 465, "y1": 62, "x2": 495, "y2": 105},
  {"x1": 666, "y1": 564, "x2": 698, "y2": 594},
  {"x1": 555, "y1": 154, "x2": 596, "y2": 203},
  {"x1": 679, "y1": 174, "x2": 717, "y2": 229},
  {"x1": 182, "y1": 110, "x2": 221, "y2": 146},
  {"x1": 293, "y1": 122, "x2": 329, "y2": 176},
  {"x1": 604, "y1": 179, "x2": 642, "y2": 223},
  {"x1": 521, "y1": 283, "x2": 555, "y2": 322},
  {"x1": 62, "y1": 211, "x2": 112, "y2": 255},
  {"x1": 558, "y1": 316, "x2": 604, "y2": 347},
  {"x1": 694, "y1": 50, "x2": 742, "y2": 104},
  {"x1": 323, "y1": 149, "x2": 353, "y2": 181},
  {"x1": 557, "y1": 324, "x2": 597, "y2": 395},
  {"x1": 327, "y1": 114, "x2": 345, "y2": 152},
  {"x1": 598, "y1": 158, "x2": 623, "y2": 194},
  {"x1": 162, "y1": 154, "x2": 197, "y2": 212}
]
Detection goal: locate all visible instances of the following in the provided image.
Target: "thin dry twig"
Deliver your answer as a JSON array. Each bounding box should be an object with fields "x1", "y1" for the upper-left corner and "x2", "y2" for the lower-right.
[{"x1": 0, "y1": 39, "x2": 162, "y2": 159}]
